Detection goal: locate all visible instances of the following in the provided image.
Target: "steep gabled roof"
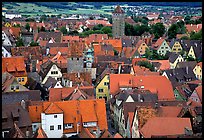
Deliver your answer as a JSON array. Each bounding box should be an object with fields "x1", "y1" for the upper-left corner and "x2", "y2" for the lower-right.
[
  {"x1": 44, "y1": 102, "x2": 64, "y2": 114},
  {"x1": 33, "y1": 126, "x2": 48, "y2": 138},
  {"x1": 168, "y1": 52, "x2": 180, "y2": 63}
]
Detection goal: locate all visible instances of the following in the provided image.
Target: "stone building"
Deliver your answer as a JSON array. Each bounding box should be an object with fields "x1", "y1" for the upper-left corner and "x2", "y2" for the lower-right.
[{"x1": 112, "y1": 5, "x2": 125, "y2": 38}]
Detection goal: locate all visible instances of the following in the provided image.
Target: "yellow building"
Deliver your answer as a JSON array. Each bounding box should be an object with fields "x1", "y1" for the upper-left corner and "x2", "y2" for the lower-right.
[
  {"x1": 193, "y1": 62, "x2": 202, "y2": 80},
  {"x1": 16, "y1": 77, "x2": 28, "y2": 86},
  {"x1": 171, "y1": 40, "x2": 183, "y2": 53},
  {"x1": 136, "y1": 40, "x2": 149, "y2": 55},
  {"x1": 96, "y1": 70, "x2": 110, "y2": 102},
  {"x1": 4, "y1": 22, "x2": 12, "y2": 27},
  {"x1": 187, "y1": 46, "x2": 196, "y2": 59}
]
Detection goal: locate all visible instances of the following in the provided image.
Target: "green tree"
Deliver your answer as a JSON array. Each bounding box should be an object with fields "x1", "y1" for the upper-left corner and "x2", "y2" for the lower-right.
[
  {"x1": 93, "y1": 24, "x2": 104, "y2": 31},
  {"x1": 16, "y1": 37, "x2": 24, "y2": 47},
  {"x1": 60, "y1": 26, "x2": 67, "y2": 35},
  {"x1": 25, "y1": 23, "x2": 30, "y2": 32},
  {"x1": 180, "y1": 36, "x2": 190, "y2": 40},
  {"x1": 137, "y1": 60, "x2": 155, "y2": 71},
  {"x1": 186, "y1": 56, "x2": 195, "y2": 61},
  {"x1": 101, "y1": 26, "x2": 112, "y2": 34},
  {"x1": 30, "y1": 41, "x2": 39, "y2": 46},
  {"x1": 152, "y1": 23, "x2": 165, "y2": 39},
  {"x1": 125, "y1": 23, "x2": 134, "y2": 36},
  {"x1": 190, "y1": 30, "x2": 202, "y2": 40},
  {"x1": 168, "y1": 24, "x2": 179, "y2": 39}
]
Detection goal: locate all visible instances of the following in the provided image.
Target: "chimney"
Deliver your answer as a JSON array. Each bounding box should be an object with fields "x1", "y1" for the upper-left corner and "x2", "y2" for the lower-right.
[
  {"x1": 95, "y1": 126, "x2": 101, "y2": 138},
  {"x1": 20, "y1": 100, "x2": 26, "y2": 110},
  {"x1": 26, "y1": 130, "x2": 30, "y2": 138},
  {"x1": 70, "y1": 81, "x2": 73, "y2": 87},
  {"x1": 186, "y1": 66, "x2": 188, "y2": 74},
  {"x1": 138, "y1": 94, "x2": 141, "y2": 102},
  {"x1": 118, "y1": 63, "x2": 122, "y2": 74},
  {"x1": 77, "y1": 72, "x2": 80, "y2": 78}
]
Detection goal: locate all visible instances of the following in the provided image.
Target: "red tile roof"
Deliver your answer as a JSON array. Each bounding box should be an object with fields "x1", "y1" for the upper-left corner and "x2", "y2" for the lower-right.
[
  {"x1": 133, "y1": 65, "x2": 160, "y2": 76},
  {"x1": 114, "y1": 133, "x2": 123, "y2": 138},
  {"x1": 140, "y1": 117, "x2": 192, "y2": 138},
  {"x1": 9, "y1": 27, "x2": 21, "y2": 38},
  {"x1": 150, "y1": 60, "x2": 170, "y2": 70},
  {"x1": 109, "y1": 74, "x2": 175, "y2": 101},
  {"x1": 85, "y1": 34, "x2": 108, "y2": 45},
  {"x1": 153, "y1": 37, "x2": 165, "y2": 50},
  {"x1": 185, "y1": 24, "x2": 202, "y2": 33},
  {"x1": 62, "y1": 36, "x2": 80, "y2": 43},
  {"x1": 132, "y1": 58, "x2": 148, "y2": 66},
  {"x1": 2, "y1": 56, "x2": 27, "y2": 77},
  {"x1": 28, "y1": 99, "x2": 108, "y2": 134},
  {"x1": 102, "y1": 39, "x2": 122, "y2": 53},
  {"x1": 195, "y1": 85, "x2": 202, "y2": 102},
  {"x1": 49, "y1": 87, "x2": 76, "y2": 101},
  {"x1": 157, "y1": 106, "x2": 183, "y2": 117}
]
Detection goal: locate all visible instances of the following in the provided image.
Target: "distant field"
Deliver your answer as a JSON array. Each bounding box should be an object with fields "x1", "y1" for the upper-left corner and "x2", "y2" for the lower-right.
[{"x1": 2, "y1": 2, "x2": 112, "y2": 16}]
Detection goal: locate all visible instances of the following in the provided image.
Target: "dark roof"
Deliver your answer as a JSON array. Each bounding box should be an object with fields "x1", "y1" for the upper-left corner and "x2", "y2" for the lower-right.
[
  {"x1": 27, "y1": 72, "x2": 41, "y2": 83},
  {"x1": 101, "y1": 44, "x2": 114, "y2": 51},
  {"x1": 96, "y1": 55, "x2": 132, "y2": 64},
  {"x1": 2, "y1": 104, "x2": 32, "y2": 130},
  {"x1": 113, "y1": 5, "x2": 125, "y2": 14},
  {"x1": 2, "y1": 90, "x2": 41, "y2": 105},
  {"x1": 176, "y1": 61, "x2": 197, "y2": 69},
  {"x1": 163, "y1": 67, "x2": 196, "y2": 89},
  {"x1": 193, "y1": 43, "x2": 202, "y2": 59},
  {"x1": 3, "y1": 45, "x2": 12, "y2": 53},
  {"x1": 122, "y1": 38, "x2": 133, "y2": 47},
  {"x1": 169, "y1": 38, "x2": 180, "y2": 48},
  {"x1": 39, "y1": 60, "x2": 59, "y2": 80},
  {"x1": 168, "y1": 52, "x2": 180, "y2": 63},
  {"x1": 43, "y1": 77, "x2": 58, "y2": 89},
  {"x1": 36, "y1": 32, "x2": 62, "y2": 42},
  {"x1": 119, "y1": 64, "x2": 132, "y2": 74}
]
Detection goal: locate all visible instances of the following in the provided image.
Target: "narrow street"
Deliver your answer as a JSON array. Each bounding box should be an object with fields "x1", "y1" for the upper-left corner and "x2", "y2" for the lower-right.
[{"x1": 106, "y1": 103, "x2": 117, "y2": 135}]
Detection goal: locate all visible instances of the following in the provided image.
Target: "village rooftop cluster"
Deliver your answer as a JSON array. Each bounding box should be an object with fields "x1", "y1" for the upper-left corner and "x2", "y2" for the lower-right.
[{"x1": 2, "y1": 3, "x2": 202, "y2": 138}]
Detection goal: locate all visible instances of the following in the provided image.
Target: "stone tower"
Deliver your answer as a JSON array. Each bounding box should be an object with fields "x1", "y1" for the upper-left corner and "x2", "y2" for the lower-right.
[{"x1": 112, "y1": 5, "x2": 125, "y2": 38}]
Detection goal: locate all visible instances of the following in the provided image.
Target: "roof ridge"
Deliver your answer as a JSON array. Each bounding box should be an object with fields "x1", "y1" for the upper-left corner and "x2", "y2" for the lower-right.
[{"x1": 44, "y1": 102, "x2": 63, "y2": 114}]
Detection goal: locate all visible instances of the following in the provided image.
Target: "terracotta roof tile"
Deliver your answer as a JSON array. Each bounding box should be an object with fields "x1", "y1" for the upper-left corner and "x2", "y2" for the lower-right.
[
  {"x1": 9, "y1": 27, "x2": 21, "y2": 38},
  {"x1": 150, "y1": 60, "x2": 170, "y2": 70},
  {"x1": 33, "y1": 126, "x2": 48, "y2": 138},
  {"x1": 102, "y1": 39, "x2": 122, "y2": 53},
  {"x1": 185, "y1": 24, "x2": 202, "y2": 33},
  {"x1": 44, "y1": 102, "x2": 64, "y2": 114},
  {"x1": 2, "y1": 56, "x2": 27, "y2": 77},
  {"x1": 133, "y1": 65, "x2": 159, "y2": 76},
  {"x1": 140, "y1": 117, "x2": 192, "y2": 138},
  {"x1": 132, "y1": 58, "x2": 148, "y2": 66},
  {"x1": 110, "y1": 74, "x2": 175, "y2": 100},
  {"x1": 114, "y1": 133, "x2": 123, "y2": 138},
  {"x1": 62, "y1": 36, "x2": 80, "y2": 43},
  {"x1": 157, "y1": 106, "x2": 183, "y2": 117},
  {"x1": 195, "y1": 85, "x2": 202, "y2": 102}
]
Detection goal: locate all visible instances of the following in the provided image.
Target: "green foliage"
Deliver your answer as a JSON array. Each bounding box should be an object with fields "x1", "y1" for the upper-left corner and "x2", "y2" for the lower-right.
[
  {"x1": 137, "y1": 60, "x2": 155, "y2": 71},
  {"x1": 13, "y1": 24, "x2": 21, "y2": 27},
  {"x1": 113, "y1": 49, "x2": 118, "y2": 56},
  {"x1": 68, "y1": 30, "x2": 79, "y2": 36},
  {"x1": 132, "y1": 16, "x2": 149, "y2": 25},
  {"x1": 186, "y1": 56, "x2": 195, "y2": 61},
  {"x1": 93, "y1": 24, "x2": 103, "y2": 31},
  {"x1": 60, "y1": 26, "x2": 67, "y2": 35},
  {"x1": 25, "y1": 23, "x2": 30, "y2": 32},
  {"x1": 180, "y1": 36, "x2": 190, "y2": 40},
  {"x1": 16, "y1": 37, "x2": 24, "y2": 47},
  {"x1": 144, "y1": 48, "x2": 168, "y2": 60},
  {"x1": 108, "y1": 33, "x2": 113, "y2": 37},
  {"x1": 167, "y1": 24, "x2": 179, "y2": 39},
  {"x1": 190, "y1": 30, "x2": 202, "y2": 40},
  {"x1": 101, "y1": 26, "x2": 112, "y2": 34},
  {"x1": 25, "y1": 18, "x2": 35, "y2": 22},
  {"x1": 152, "y1": 23, "x2": 165, "y2": 39},
  {"x1": 30, "y1": 41, "x2": 39, "y2": 46},
  {"x1": 125, "y1": 23, "x2": 150, "y2": 36}
]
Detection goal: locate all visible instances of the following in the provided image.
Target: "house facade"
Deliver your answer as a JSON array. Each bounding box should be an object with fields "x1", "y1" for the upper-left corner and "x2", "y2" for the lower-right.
[
  {"x1": 155, "y1": 38, "x2": 171, "y2": 56},
  {"x1": 193, "y1": 62, "x2": 202, "y2": 80},
  {"x1": 170, "y1": 40, "x2": 183, "y2": 53},
  {"x1": 96, "y1": 75, "x2": 110, "y2": 101}
]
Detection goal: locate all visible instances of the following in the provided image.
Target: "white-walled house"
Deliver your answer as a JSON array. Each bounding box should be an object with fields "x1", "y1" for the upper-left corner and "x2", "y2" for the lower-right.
[
  {"x1": 2, "y1": 46, "x2": 12, "y2": 57},
  {"x1": 5, "y1": 12, "x2": 22, "y2": 19},
  {"x1": 2, "y1": 31, "x2": 13, "y2": 46},
  {"x1": 28, "y1": 99, "x2": 108, "y2": 138},
  {"x1": 39, "y1": 61, "x2": 62, "y2": 85},
  {"x1": 41, "y1": 106, "x2": 64, "y2": 138}
]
